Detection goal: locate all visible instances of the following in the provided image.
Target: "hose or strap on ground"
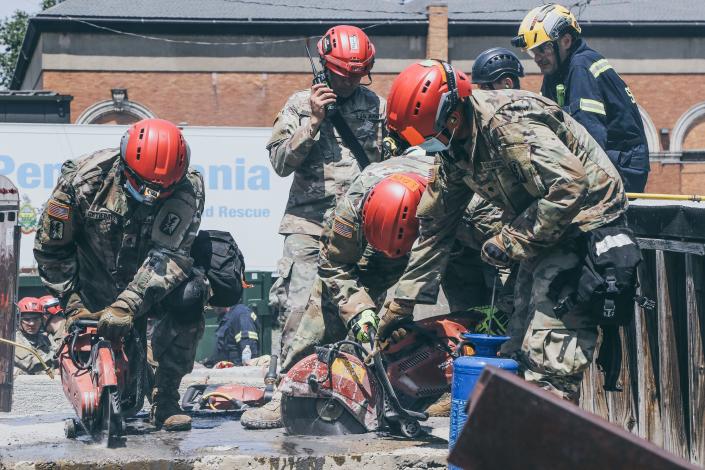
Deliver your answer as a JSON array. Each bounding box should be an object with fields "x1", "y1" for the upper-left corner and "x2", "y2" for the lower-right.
[{"x1": 0, "y1": 337, "x2": 55, "y2": 379}]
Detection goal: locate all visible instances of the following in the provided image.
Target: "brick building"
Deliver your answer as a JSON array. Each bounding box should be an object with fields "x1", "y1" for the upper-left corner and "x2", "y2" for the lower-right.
[{"x1": 10, "y1": 0, "x2": 705, "y2": 193}]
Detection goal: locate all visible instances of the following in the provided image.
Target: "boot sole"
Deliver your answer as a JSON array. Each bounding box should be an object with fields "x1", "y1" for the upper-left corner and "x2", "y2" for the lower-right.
[{"x1": 241, "y1": 420, "x2": 283, "y2": 430}]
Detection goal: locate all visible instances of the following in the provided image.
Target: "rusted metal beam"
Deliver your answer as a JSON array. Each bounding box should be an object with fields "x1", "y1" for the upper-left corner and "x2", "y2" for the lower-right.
[
  {"x1": 0, "y1": 176, "x2": 20, "y2": 412},
  {"x1": 448, "y1": 367, "x2": 698, "y2": 470}
]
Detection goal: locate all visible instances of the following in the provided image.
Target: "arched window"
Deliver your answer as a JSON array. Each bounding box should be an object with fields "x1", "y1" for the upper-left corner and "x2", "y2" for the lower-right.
[
  {"x1": 671, "y1": 102, "x2": 705, "y2": 152},
  {"x1": 638, "y1": 105, "x2": 660, "y2": 153},
  {"x1": 75, "y1": 89, "x2": 155, "y2": 125}
]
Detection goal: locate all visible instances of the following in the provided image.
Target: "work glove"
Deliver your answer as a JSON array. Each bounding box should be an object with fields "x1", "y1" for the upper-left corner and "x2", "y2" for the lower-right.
[
  {"x1": 349, "y1": 309, "x2": 380, "y2": 343},
  {"x1": 97, "y1": 301, "x2": 134, "y2": 341},
  {"x1": 376, "y1": 300, "x2": 415, "y2": 344},
  {"x1": 481, "y1": 234, "x2": 511, "y2": 268},
  {"x1": 63, "y1": 293, "x2": 100, "y2": 332}
]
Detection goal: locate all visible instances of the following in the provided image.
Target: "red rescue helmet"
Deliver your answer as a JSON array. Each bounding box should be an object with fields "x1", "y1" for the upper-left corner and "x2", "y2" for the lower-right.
[
  {"x1": 120, "y1": 118, "x2": 190, "y2": 205},
  {"x1": 38, "y1": 295, "x2": 62, "y2": 316},
  {"x1": 362, "y1": 173, "x2": 428, "y2": 258},
  {"x1": 387, "y1": 60, "x2": 472, "y2": 146},
  {"x1": 317, "y1": 25, "x2": 375, "y2": 77},
  {"x1": 17, "y1": 297, "x2": 43, "y2": 315}
]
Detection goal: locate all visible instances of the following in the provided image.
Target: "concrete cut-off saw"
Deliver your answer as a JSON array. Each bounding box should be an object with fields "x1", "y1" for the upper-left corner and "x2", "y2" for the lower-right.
[
  {"x1": 279, "y1": 312, "x2": 479, "y2": 438},
  {"x1": 59, "y1": 319, "x2": 151, "y2": 446}
]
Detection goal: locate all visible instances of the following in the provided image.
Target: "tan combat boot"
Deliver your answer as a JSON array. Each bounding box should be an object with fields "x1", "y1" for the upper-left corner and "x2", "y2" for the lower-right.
[
  {"x1": 240, "y1": 396, "x2": 283, "y2": 430},
  {"x1": 150, "y1": 372, "x2": 191, "y2": 431},
  {"x1": 425, "y1": 392, "x2": 451, "y2": 417}
]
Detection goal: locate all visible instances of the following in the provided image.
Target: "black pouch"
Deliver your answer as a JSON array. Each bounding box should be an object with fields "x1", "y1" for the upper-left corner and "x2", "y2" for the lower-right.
[
  {"x1": 578, "y1": 224, "x2": 643, "y2": 326},
  {"x1": 553, "y1": 220, "x2": 651, "y2": 391}
]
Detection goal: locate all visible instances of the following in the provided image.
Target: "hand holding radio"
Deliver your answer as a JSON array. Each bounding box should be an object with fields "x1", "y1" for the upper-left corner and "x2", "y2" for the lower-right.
[{"x1": 309, "y1": 83, "x2": 337, "y2": 130}]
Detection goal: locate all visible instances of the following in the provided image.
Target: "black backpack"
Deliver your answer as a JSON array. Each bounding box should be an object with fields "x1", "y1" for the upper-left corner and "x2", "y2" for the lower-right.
[{"x1": 191, "y1": 230, "x2": 245, "y2": 307}]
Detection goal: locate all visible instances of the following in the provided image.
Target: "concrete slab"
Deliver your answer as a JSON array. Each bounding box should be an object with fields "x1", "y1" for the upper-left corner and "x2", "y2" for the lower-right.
[{"x1": 0, "y1": 367, "x2": 451, "y2": 469}]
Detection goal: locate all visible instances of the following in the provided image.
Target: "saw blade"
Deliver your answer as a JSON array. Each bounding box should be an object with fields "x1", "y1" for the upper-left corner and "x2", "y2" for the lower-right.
[{"x1": 281, "y1": 396, "x2": 367, "y2": 436}]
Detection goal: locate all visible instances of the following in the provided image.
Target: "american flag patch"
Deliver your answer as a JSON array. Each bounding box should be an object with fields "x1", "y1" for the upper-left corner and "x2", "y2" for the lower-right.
[
  {"x1": 333, "y1": 217, "x2": 354, "y2": 239},
  {"x1": 47, "y1": 200, "x2": 70, "y2": 220}
]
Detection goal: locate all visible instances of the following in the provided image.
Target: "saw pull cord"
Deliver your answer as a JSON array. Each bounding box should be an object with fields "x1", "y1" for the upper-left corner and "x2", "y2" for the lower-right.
[
  {"x1": 626, "y1": 192, "x2": 705, "y2": 202},
  {"x1": 0, "y1": 337, "x2": 55, "y2": 379}
]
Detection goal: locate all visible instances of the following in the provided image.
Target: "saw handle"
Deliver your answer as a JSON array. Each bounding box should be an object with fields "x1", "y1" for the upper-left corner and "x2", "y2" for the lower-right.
[{"x1": 73, "y1": 319, "x2": 99, "y2": 329}]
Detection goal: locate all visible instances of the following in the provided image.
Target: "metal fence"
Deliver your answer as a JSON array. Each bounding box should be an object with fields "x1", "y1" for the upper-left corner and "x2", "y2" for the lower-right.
[{"x1": 580, "y1": 202, "x2": 705, "y2": 467}]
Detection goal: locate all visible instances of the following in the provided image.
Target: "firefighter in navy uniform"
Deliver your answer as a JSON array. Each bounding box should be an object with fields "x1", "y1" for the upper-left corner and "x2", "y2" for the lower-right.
[
  {"x1": 512, "y1": 3, "x2": 650, "y2": 192},
  {"x1": 204, "y1": 304, "x2": 260, "y2": 367}
]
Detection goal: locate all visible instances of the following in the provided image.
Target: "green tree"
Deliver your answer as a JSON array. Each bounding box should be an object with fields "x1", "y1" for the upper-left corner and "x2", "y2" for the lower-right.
[
  {"x1": 0, "y1": 0, "x2": 57, "y2": 89},
  {"x1": 0, "y1": 10, "x2": 30, "y2": 89}
]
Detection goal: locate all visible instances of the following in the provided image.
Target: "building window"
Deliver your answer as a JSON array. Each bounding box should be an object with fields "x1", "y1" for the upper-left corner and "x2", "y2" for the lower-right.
[
  {"x1": 671, "y1": 101, "x2": 705, "y2": 152},
  {"x1": 75, "y1": 89, "x2": 155, "y2": 125},
  {"x1": 638, "y1": 105, "x2": 660, "y2": 153}
]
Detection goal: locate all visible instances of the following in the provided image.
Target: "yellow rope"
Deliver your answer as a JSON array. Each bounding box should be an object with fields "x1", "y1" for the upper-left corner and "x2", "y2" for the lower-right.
[
  {"x1": 627, "y1": 192, "x2": 705, "y2": 202},
  {"x1": 0, "y1": 337, "x2": 55, "y2": 379},
  {"x1": 201, "y1": 391, "x2": 236, "y2": 410}
]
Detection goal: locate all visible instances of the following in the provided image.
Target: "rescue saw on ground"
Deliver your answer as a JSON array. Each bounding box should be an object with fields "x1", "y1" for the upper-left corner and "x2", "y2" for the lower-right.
[
  {"x1": 59, "y1": 319, "x2": 151, "y2": 446},
  {"x1": 181, "y1": 357, "x2": 278, "y2": 413},
  {"x1": 279, "y1": 312, "x2": 479, "y2": 438}
]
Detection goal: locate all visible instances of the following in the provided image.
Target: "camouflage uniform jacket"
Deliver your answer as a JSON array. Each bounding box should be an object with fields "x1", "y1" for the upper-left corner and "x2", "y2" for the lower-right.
[
  {"x1": 320, "y1": 147, "x2": 502, "y2": 324},
  {"x1": 33, "y1": 149, "x2": 205, "y2": 316},
  {"x1": 267, "y1": 86, "x2": 386, "y2": 236},
  {"x1": 395, "y1": 89, "x2": 627, "y2": 304},
  {"x1": 14, "y1": 330, "x2": 54, "y2": 375}
]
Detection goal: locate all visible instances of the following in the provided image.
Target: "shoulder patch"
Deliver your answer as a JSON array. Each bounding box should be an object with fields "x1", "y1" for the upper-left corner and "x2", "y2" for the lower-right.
[
  {"x1": 508, "y1": 161, "x2": 527, "y2": 183},
  {"x1": 47, "y1": 200, "x2": 70, "y2": 221},
  {"x1": 49, "y1": 220, "x2": 64, "y2": 240},
  {"x1": 333, "y1": 217, "x2": 355, "y2": 239},
  {"x1": 160, "y1": 212, "x2": 182, "y2": 236}
]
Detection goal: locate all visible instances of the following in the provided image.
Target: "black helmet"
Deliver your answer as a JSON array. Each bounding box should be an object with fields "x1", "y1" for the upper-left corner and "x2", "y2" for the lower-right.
[{"x1": 472, "y1": 47, "x2": 525, "y2": 85}]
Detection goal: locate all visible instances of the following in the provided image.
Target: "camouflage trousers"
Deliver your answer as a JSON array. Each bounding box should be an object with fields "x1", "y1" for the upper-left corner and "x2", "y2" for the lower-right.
[
  {"x1": 270, "y1": 234, "x2": 320, "y2": 361},
  {"x1": 150, "y1": 311, "x2": 205, "y2": 379},
  {"x1": 500, "y1": 243, "x2": 597, "y2": 402}
]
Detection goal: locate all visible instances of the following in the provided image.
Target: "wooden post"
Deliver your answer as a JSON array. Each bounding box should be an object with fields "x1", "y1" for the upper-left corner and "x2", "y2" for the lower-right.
[
  {"x1": 0, "y1": 176, "x2": 20, "y2": 412},
  {"x1": 636, "y1": 252, "x2": 664, "y2": 445},
  {"x1": 685, "y1": 254, "x2": 705, "y2": 464},
  {"x1": 656, "y1": 250, "x2": 689, "y2": 459}
]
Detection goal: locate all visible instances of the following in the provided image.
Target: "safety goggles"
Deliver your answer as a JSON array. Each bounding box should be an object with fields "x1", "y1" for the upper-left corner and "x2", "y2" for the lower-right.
[
  {"x1": 525, "y1": 41, "x2": 555, "y2": 59},
  {"x1": 122, "y1": 165, "x2": 176, "y2": 206}
]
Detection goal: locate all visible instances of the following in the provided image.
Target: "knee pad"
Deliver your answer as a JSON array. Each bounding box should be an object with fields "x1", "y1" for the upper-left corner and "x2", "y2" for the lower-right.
[{"x1": 162, "y1": 270, "x2": 209, "y2": 324}]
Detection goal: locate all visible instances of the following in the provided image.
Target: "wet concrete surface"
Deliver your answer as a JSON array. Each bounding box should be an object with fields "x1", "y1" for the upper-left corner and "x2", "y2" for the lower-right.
[{"x1": 0, "y1": 366, "x2": 450, "y2": 469}]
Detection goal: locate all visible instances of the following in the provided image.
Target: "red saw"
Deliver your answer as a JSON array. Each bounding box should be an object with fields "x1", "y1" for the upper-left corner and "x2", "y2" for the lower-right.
[{"x1": 279, "y1": 312, "x2": 479, "y2": 437}]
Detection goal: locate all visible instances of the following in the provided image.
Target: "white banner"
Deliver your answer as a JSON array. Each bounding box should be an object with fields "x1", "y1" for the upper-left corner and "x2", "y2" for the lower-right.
[{"x1": 0, "y1": 124, "x2": 290, "y2": 271}]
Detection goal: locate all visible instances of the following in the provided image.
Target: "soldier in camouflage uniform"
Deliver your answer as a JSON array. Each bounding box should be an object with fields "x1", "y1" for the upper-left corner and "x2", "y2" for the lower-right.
[
  {"x1": 267, "y1": 25, "x2": 385, "y2": 362},
  {"x1": 380, "y1": 60, "x2": 627, "y2": 401},
  {"x1": 34, "y1": 119, "x2": 206, "y2": 431},
  {"x1": 14, "y1": 297, "x2": 55, "y2": 376},
  {"x1": 39, "y1": 295, "x2": 66, "y2": 354},
  {"x1": 241, "y1": 145, "x2": 503, "y2": 429}
]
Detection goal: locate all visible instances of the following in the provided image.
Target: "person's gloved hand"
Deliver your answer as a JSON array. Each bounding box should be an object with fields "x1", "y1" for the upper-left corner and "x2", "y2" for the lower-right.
[
  {"x1": 64, "y1": 293, "x2": 100, "y2": 331},
  {"x1": 97, "y1": 302, "x2": 134, "y2": 341},
  {"x1": 349, "y1": 309, "x2": 380, "y2": 343},
  {"x1": 376, "y1": 300, "x2": 415, "y2": 344},
  {"x1": 481, "y1": 234, "x2": 511, "y2": 268}
]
